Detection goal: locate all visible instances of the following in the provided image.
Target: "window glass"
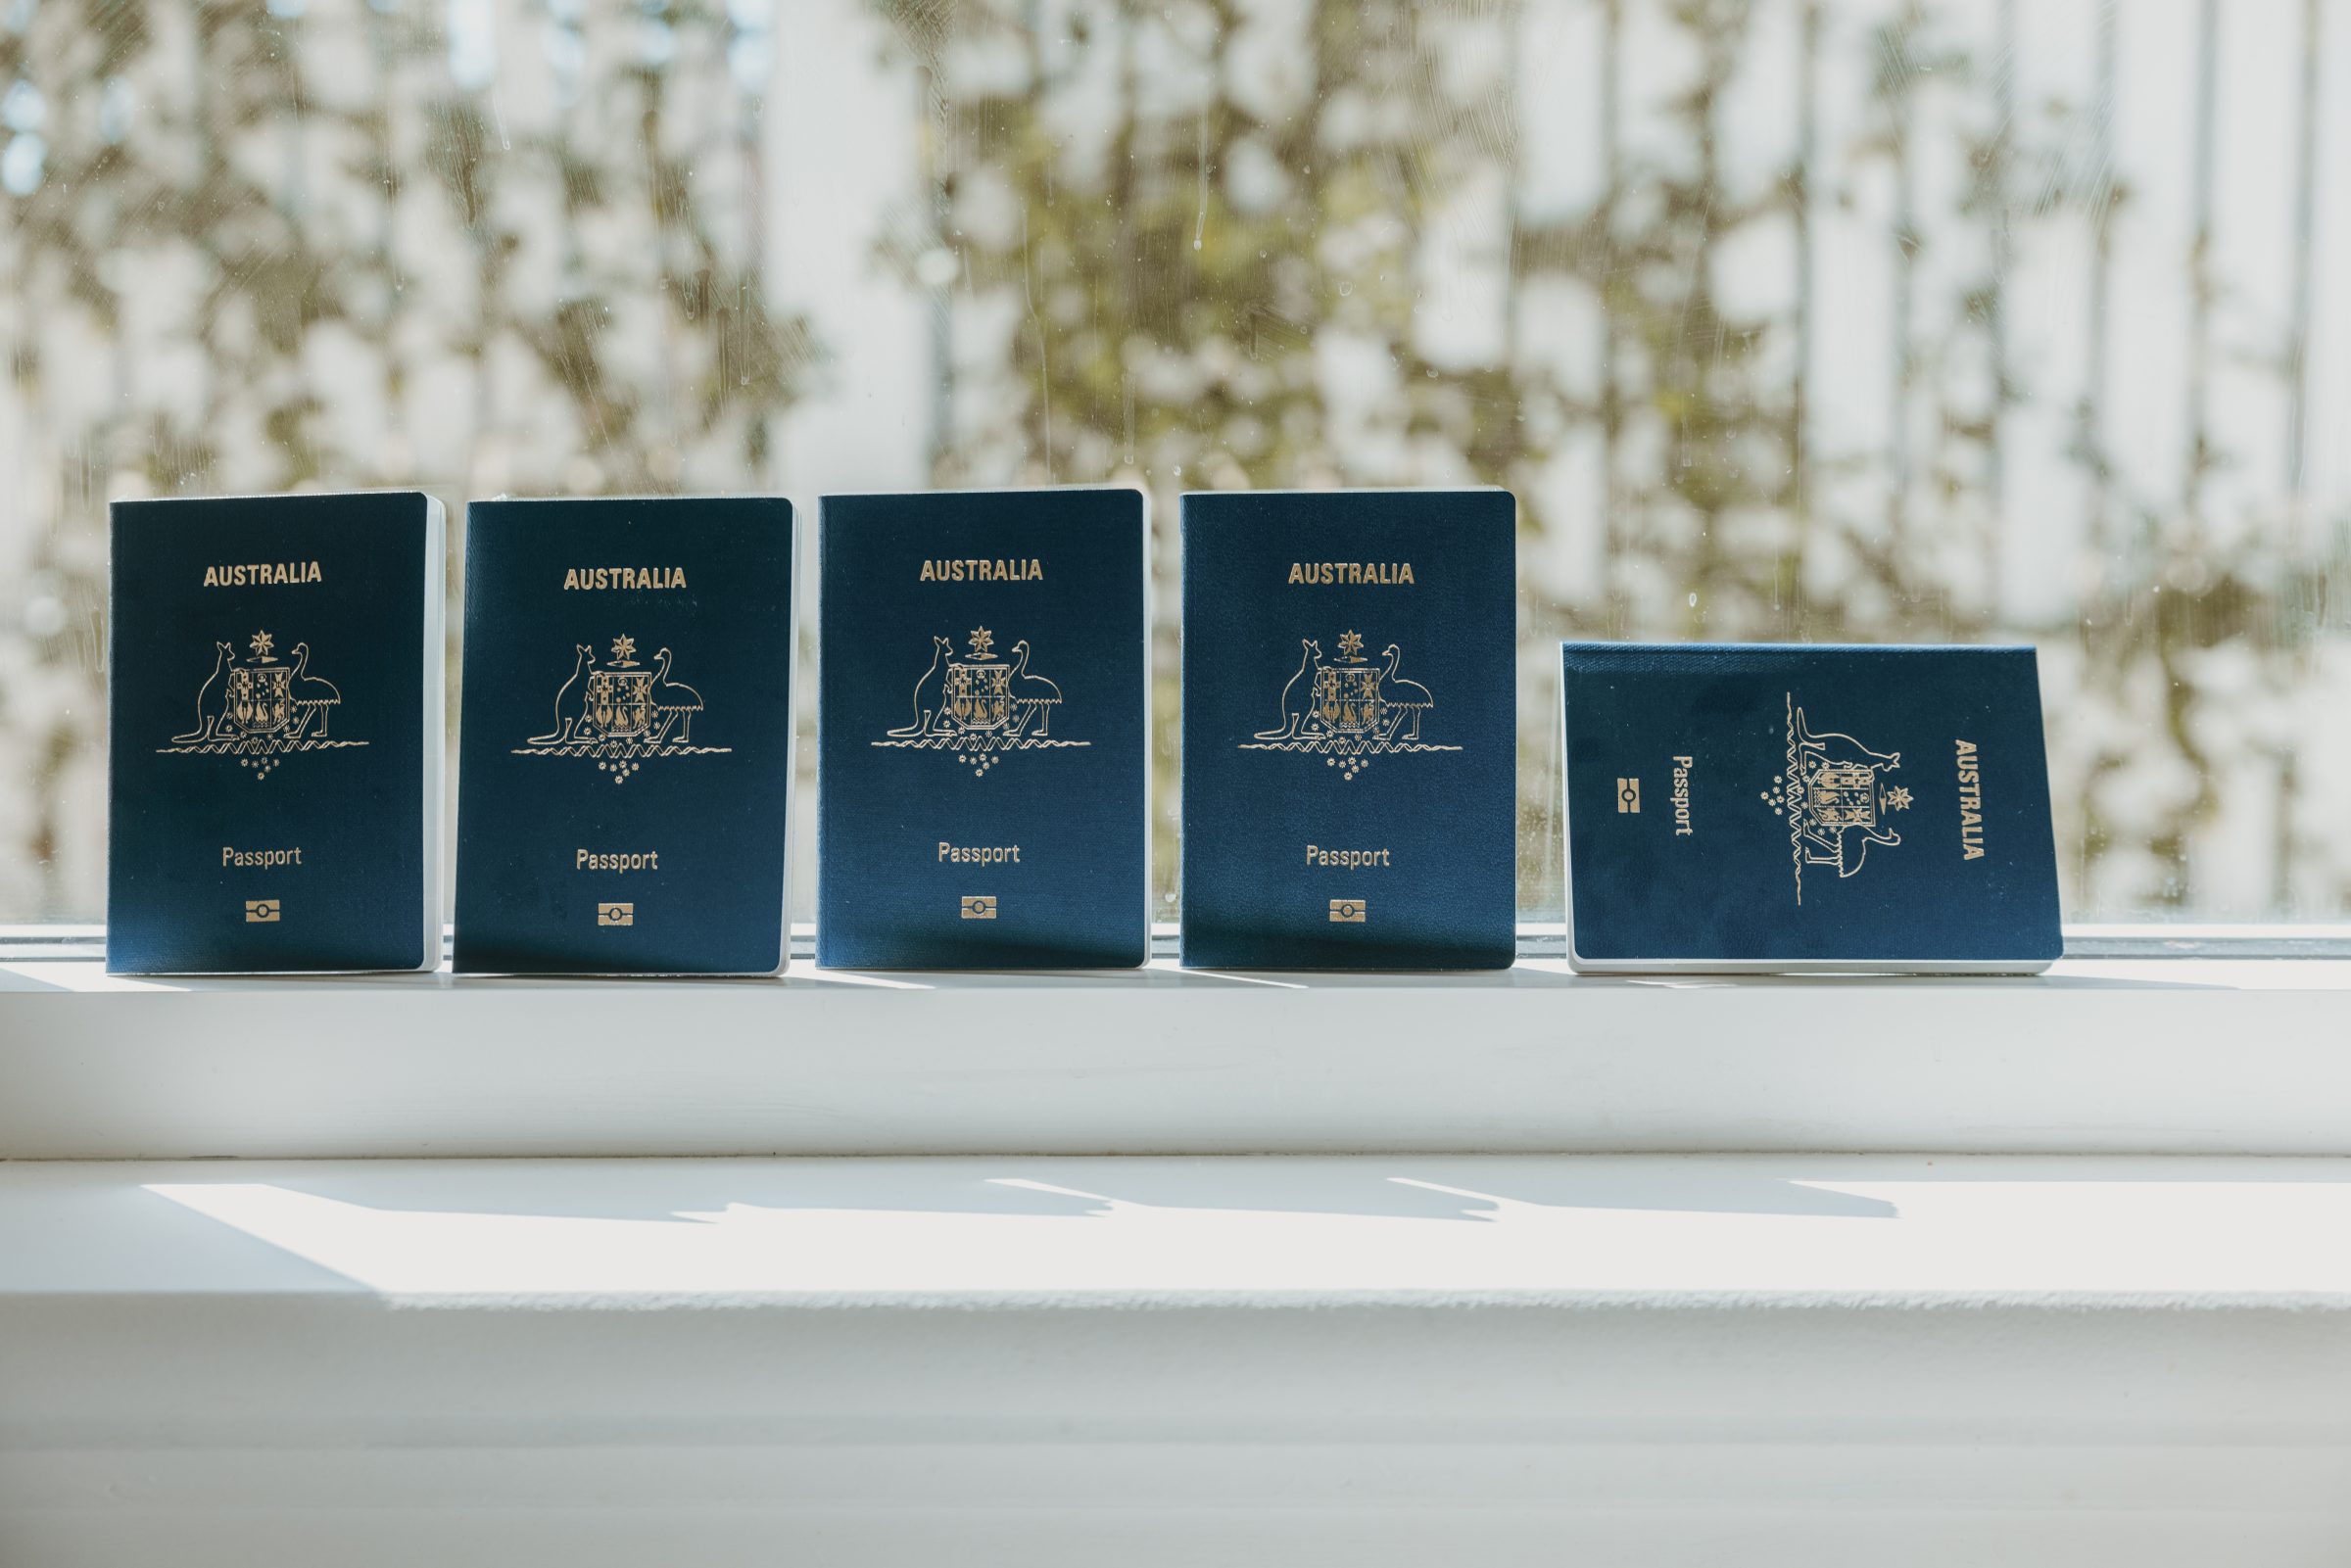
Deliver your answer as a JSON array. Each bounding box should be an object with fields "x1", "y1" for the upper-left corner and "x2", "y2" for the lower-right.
[{"x1": 2, "y1": 0, "x2": 2345, "y2": 925}]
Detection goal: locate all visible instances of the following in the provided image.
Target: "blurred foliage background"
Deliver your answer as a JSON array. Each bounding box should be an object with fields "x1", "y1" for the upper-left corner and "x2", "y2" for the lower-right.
[{"x1": 1, "y1": 0, "x2": 2345, "y2": 925}]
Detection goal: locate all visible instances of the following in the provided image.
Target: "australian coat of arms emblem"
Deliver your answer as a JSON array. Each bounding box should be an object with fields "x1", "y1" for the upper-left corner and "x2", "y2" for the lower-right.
[
  {"x1": 1759, "y1": 693, "x2": 1912, "y2": 902},
  {"x1": 514, "y1": 635, "x2": 729, "y2": 784},
  {"x1": 870, "y1": 628, "x2": 1087, "y2": 779},
  {"x1": 158, "y1": 630, "x2": 365, "y2": 780},
  {"x1": 1238, "y1": 630, "x2": 1457, "y2": 782}
]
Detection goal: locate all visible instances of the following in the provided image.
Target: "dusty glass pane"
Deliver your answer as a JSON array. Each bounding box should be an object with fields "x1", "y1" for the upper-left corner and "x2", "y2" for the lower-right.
[{"x1": 1, "y1": 0, "x2": 2345, "y2": 926}]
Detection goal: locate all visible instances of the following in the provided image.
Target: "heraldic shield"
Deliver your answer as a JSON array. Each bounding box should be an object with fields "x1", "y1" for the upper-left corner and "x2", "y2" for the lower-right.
[
  {"x1": 945, "y1": 655, "x2": 1014, "y2": 732},
  {"x1": 585, "y1": 668, "x2": 654, "y2": 739},
  {"x1": 1314, "y1": 661, "x2": 1384, "y2": 736},
  {"x1": 227, "y1": 663, "x2": 294, "y2": 736}
]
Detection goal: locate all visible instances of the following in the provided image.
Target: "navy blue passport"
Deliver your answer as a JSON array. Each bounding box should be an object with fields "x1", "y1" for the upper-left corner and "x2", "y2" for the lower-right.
[
  {"x1": 1560, "y1": 642, "x2": 2063, "y2": 973},
  {"x1": 817, "y1": 489, "x2": 1147, "y2": 969},
  {"x1": 454, "y1": 498, "x2": 795, "y2": 974},
  {"x1": 1180, "y1": 490, "x2": 1516, "y2": 970},
  {"x1": 107, "y1": 492, "x2": 444, "y2": 974}
]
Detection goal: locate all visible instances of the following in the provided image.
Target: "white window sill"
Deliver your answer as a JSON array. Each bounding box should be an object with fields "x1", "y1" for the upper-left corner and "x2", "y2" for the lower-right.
[
  {"x1": 4, "y1": 1153, "x2": 2349, "y2": 1563},
  {"x1": 3, "y1": 946, "x2": 2348, "y2": 1158}
]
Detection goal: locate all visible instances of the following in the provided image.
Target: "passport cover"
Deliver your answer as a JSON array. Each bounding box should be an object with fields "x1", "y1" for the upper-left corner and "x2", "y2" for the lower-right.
[
  {"x1": 107, "y1": 491, "x2": 443, "y2": 974},
  {"x1": 817, "y1": 488, "x2": 1148, "y2": 969},
  {"x1": 1180, "y1": 489, "x2": 1516, "y2": 970},
  {"x1": 453, "y1": 497, "x2": 795, "y2": 974},
  {"x1": 1559, "y1": 642, "x2": 2064, "y2": 973}
]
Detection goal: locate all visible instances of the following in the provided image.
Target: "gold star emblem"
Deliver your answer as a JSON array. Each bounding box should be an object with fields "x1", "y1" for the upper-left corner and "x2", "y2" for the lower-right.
[
  {"x1": 1884, "y1": 785, "x2": 1913, "y2": 811},
  {"x1": 249, "y1": 630, "x2": 275, "y2": 661},
  {"x1": 610, "y1": 635, "x2": 638, "y2": 667},
  {"x1": 969, "y1": 627, "x2": 995, "y2": 658},
  {"x1": 1337, "y1": 630, "x2": 1365, "y2": 661}
]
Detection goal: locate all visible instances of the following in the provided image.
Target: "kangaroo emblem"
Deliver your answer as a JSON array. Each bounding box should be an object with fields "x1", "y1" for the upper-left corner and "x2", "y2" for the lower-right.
[
  {"x1": 529, "y1": 643, "x2": 598, "y2": 745},
  {"x1": 172, "y1": 641, "x2": 238, "y2": 744},
  {"x1": 888, "y1": 635, "x2": 956, "y2": 737},
  {"x1": 1793, "y1": 707, "x2": 1902, "y2": 774},
  {"x1": 1254, "y1": 639, "x2": 1321, "y2": 740}
]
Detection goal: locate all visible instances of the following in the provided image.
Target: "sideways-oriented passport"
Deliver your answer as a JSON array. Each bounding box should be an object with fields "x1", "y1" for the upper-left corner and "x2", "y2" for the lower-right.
[
  {"x1": 1180, "y1": 489, "x2": 1517, "y2": 970},
  {"x1": 1559, "y1": 642, "x2": 2063, "y2": 973},
  {"x1": 454, "y1": 497, "x2": 796, "y2": 974},
  {"x1": 107, "y1": 491, "x2": 445, "y2": 974},
  {"x1": 817, "y1": 488, "x2": 1148, "y2": 969}
]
